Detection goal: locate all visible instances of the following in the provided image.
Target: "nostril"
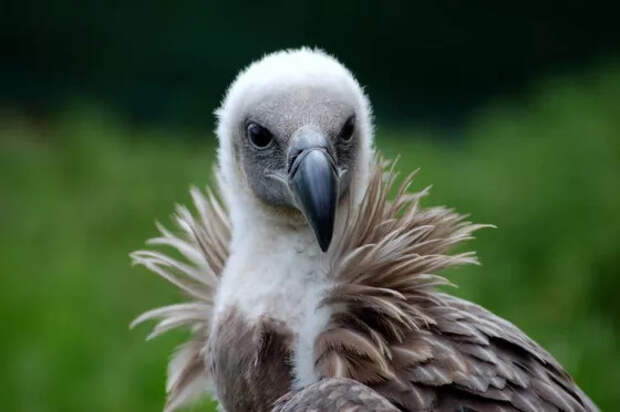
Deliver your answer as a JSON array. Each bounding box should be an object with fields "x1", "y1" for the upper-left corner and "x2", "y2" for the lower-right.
[{"x1": 288, "y1": 149, "x2": 303, "y2": 173}]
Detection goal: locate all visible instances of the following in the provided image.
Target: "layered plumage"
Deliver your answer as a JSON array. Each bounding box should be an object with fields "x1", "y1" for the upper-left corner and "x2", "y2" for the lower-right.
[
  {"x1": 132, "y1": 160, "x2": 596, "y2": 411},
  {"x1": 131, "y1": 48, "x2": 596, "y2": 412}
]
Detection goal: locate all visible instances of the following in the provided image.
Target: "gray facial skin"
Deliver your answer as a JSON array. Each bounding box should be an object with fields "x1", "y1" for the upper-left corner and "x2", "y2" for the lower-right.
[{"x1": 234, "y1": 84, "x2": 359, "y2": 212}]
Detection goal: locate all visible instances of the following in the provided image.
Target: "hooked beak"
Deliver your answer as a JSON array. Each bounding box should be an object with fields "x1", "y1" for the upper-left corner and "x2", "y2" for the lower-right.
[{"x1": 288, "y1": 131, "x2": 339, "y2": 252}]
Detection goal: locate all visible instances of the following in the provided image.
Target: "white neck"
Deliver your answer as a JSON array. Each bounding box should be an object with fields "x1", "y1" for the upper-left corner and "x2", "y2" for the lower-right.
[
  {"x1": 215, "y1": 208, "x2": 329, "y2": 314},
  {"x1": 213, "y1": 200, "x2": 336, "y2": 388}
]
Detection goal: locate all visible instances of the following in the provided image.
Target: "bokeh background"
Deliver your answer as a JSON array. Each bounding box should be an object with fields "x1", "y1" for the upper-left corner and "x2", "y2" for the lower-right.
[{"x1": 1, "y1": 2, "x2": 619, "y2": 411}]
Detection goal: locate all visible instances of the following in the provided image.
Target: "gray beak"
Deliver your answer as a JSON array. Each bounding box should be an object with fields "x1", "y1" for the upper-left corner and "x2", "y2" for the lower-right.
[{"x1": 288, "y1": 131, "x2": 338, "y2": 252}]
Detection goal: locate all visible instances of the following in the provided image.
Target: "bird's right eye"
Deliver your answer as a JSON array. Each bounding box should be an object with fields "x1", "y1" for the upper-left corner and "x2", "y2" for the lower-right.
[{"x1": 246, "y1": 123, "x2": 274, "y2": 149}]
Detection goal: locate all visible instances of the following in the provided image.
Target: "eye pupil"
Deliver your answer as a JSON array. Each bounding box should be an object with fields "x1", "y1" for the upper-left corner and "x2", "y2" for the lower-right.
[
  {"x1": 339, "y1": 116, "x2": 355, "y2": 141},
  {"x1": 247, "y1": 123, "x2": 273, "y2": 149}
]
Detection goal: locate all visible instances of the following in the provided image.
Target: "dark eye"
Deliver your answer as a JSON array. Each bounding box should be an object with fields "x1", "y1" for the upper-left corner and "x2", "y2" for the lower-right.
[
  {"x1": 246, "y1": 122, "x2": 274, "y2": 149},
  {"x1": 339, "y1": 116, "x2": 355, "y2": 142}
]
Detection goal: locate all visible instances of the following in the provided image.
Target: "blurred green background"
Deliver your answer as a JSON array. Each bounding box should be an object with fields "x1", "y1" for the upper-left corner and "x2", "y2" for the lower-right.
[{"x1": 1, "y1": 2, "x2": 619, "y2": 411}]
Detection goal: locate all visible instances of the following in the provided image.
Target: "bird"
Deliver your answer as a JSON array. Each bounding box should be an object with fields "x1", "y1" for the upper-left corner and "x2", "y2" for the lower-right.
[{"x1": 131, "y1": 48, "x2": 597, "y2": 412}]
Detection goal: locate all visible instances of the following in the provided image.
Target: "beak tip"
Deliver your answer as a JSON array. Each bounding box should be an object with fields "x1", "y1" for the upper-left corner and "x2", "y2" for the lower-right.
[
  {"x1": 318, "y1": 236, "x2": 331, "y2": 253},
  {"x1": 310, "y1": 208, "x2": 334, "y2": 252}
]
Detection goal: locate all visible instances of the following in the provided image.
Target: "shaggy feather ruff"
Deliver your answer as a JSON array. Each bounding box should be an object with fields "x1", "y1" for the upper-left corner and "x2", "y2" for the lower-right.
[
  {"x1": 316, "y1": 159, "x2": 488, "y2": 383},
  {"x1": 130, "y1": 178, "x2": 230, "y2": 411},
  {"x1": 310, "y1": 161, "x2": 596, "y2": 411},
  {"x1": 131, "y1": 159, "x2": 596, "y2": 411}
]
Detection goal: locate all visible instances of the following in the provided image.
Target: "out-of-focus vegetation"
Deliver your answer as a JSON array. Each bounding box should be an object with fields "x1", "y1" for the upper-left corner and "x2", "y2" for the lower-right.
[{"x1": 1, "y1": 66, "x2": 618, "y2": 412}]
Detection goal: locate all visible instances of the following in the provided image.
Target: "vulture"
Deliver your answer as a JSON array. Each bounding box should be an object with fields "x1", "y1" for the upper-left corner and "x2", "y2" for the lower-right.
[{"x1": 131, "y1": 48, "x2": 597, "y2": 412}]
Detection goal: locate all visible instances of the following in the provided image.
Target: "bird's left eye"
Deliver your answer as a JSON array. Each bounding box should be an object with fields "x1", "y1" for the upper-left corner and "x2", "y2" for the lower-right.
[
  {"x1": 246, "y1": 122, "x2": 274, "y2": 149},
  {"x1": 339, "y1": 116, "x2": 355, "y2": 142}
]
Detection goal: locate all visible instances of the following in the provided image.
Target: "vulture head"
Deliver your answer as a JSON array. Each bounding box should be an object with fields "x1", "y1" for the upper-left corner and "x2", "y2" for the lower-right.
[{"x1": 215, "y1": 48, "x2": 373, "y2": 252}]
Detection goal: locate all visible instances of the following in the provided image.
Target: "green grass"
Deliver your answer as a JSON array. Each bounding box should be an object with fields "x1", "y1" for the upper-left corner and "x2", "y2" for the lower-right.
[{"x1": 1, "y1": 66, "x2": 619, "y2": 411}]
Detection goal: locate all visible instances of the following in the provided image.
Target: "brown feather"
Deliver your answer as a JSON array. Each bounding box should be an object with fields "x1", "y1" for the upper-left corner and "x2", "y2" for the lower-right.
[
  {"x1": 315, "y1": 158, "x2": 597, "y2": 411},
  {"x1": 273, "y1": 378, "x2": 400, "y2": 412},
  {"x1": 132, "y1": 158, "x2": 597, "y2": 412}
]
